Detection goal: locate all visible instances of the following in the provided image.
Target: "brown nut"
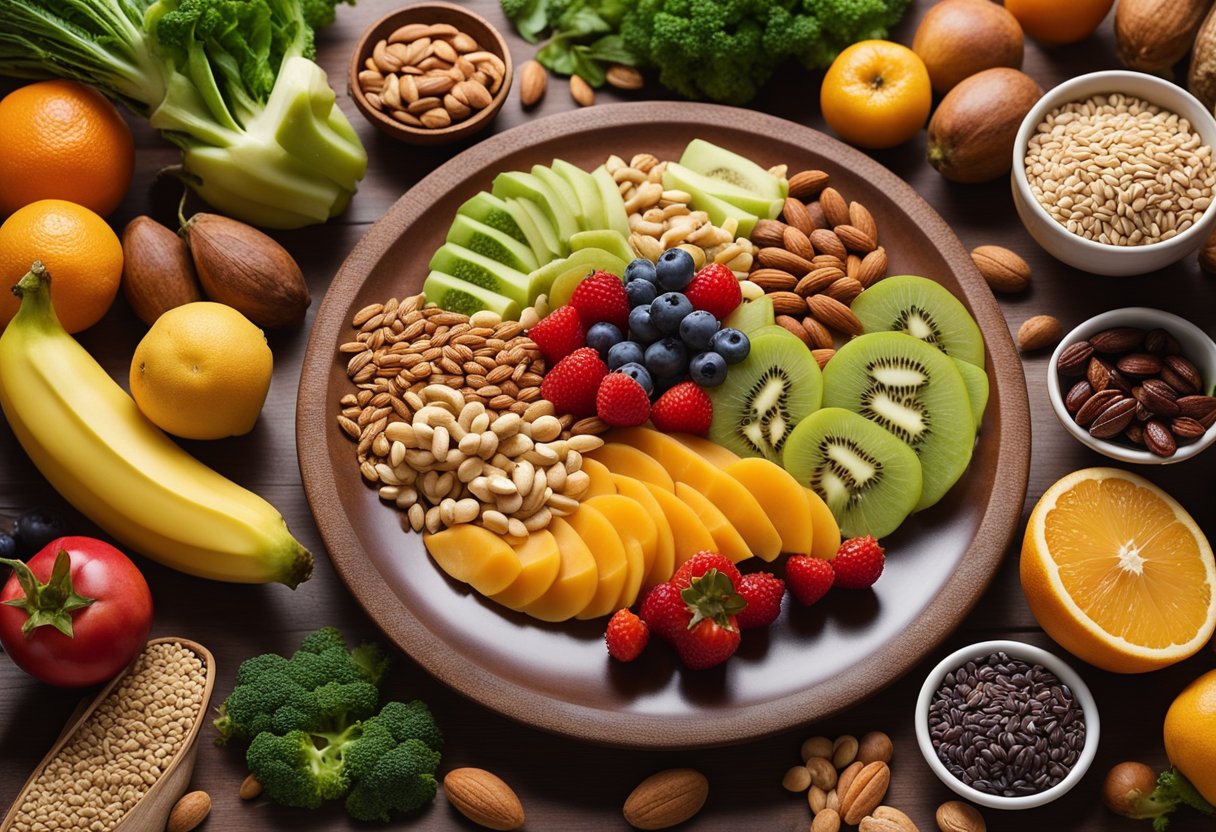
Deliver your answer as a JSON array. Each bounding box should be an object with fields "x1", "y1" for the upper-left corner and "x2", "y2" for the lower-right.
[
  {"x1": 166, "y1": 791, "x2": 211, "y2": 832},
  {"x1": 1164, "y1": 354, "x2": 1203, "y2": 393},
  {"x1": 1090, "y1": 326, "x2": 1145, "y2": 353},
  {"x1": 1115, "y1": 352, "x2": 1163, "y2": 377},
  {"x1": 1088, "y1": 397, "x2": 1138, "y2": 439},
  {"x1": 1074, "y1": 388, "x2": 1121, "y2": 427},
  {"x1": 783, "y1": 764, "x2": 813, "y2": 792},
  {"x1": 936, "y1": 800, "x2": 986, "y2": 832},
  {"x1": 857, "y1": 731, "x2": 894, "y2": 765},
  {"x1": 812, "y1": 808, "x2": 842, "y2": 832},
  {"x1": 1064, "y1": 379, "x2": 1095, "y2": 414},
  {"x1": 1144, "y1": 419, "x2": 1177, "y2": 457},
  {"x1": 1135, "y1": 379, "x2": 1181, "y2": 417},
  {"x1": 832, "y1": 735, "x2": 860, "y2": 769},
  {"x1": 519, "y1": 60, "x2": 546, "y2": 107},
  {"x1": 788, "y1": 169, "x2": 830, "y2": 200},
  {"x1": 839, "y1": 761, "x2": 890, "y2": 825},
  {"x1": 622, "y1": 769, "x2": 707, "y2": 830},
  {"x1": 444, "y1": 768, "x2": 525, "y2": 831},
  {"x1": 1017, "y1": 314, "x2": 1063, "y2": 352},
  {"x1": 819, "y1": 187, "x2": 850, "y2": 227},
  {"x1": 1144, "y1": 328, "x2": 1181, "y2": 356},
  {"x1": 1056, "y1": 341, "x2": 1094, "y2": 375},
  {"x1": 806, "y1": 756, "x2": 838, "y2": 790},
  {"x1": 239, "y1": 773, "x2": 263, "y2": 800},
  {"x1": 860, "y1": 805, "x2": 919, "y2": 832},
  {"x1": 808, "y1": 784, "x2": 830, "y2": 814},
  {"x1": 970, "y1": 245, "x2": 1030, "y2": 292},
  {"x1": 836, "y1": 761, "x2": 864, "y2": 800},
  {"x1": 783, "y1": 197, "x2": 816, "y2": 235},
  {"x1": 1171, "y1": 416, "x2": 1208, "y2": 439}
]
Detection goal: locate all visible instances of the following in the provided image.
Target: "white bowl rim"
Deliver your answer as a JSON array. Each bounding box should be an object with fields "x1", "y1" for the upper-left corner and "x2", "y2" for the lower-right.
[
  {"x1": 914, "y1": 639, "x2": 1101, "y2": 810},
  {"x1": 1045, "y1": 307, "x2": 1216, "y2": 464},
  {"x1": 1012, "y1": 69, "x2": 1216, "y2": 254}
]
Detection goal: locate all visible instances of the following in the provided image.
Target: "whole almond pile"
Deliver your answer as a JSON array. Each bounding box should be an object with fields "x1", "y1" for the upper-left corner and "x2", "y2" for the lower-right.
[{"x1": 785, "y1": 731, "x2": 920, "y2": 831}]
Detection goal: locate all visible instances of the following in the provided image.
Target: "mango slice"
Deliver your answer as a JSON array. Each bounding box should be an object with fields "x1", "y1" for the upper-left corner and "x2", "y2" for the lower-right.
[
  {"x1": 804, "y1": 486, "x2": 841, "y2": 561},
  {"x1": 580, "y1": 457, "x2": 617, "y2": 498},
  {"x1": 674, "y1": 433, "x2": 742, "y2": 469},
  {"x1": 567, "y1": 503, "x2": 629, "y2": 620},
  {"x1": 726, "y1": 458, "x2": 815, "y2": 555},
  {"x1": 643, "y1": 481, "x2": 717, "y2": 568},
  {"x1": 585, "y1": 494, "x2": 658, "y2": 610},
  {"x1": 586, "y1": 443, "x2": 676, "y2": 491},
  {"x1": 674, "y1": 482, "x2": 752, "y2": 563},
  {"x1": 612, "y1": 474, "x2": 676, "y2": 589},
  {"x1": 424, "y1": 525, "x2": 522, "y2": 595},
  {"x1": 519, "y1": 519, "x2": 598, "y2": 622},
  {"x1": 490, "y1": 530, "x2": 562, "y2": 610}
]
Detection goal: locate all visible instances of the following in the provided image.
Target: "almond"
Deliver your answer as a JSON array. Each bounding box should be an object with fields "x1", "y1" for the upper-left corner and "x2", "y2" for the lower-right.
[
  {"x1": 519, "y1": 60, "x2": 546, "y2": 107},
  {"x1": 806, "y1": 756, "x2": 838, "y2": 790},
  {"x1": 936, "y1": 800, "x2": 986, "y2": 832},
  {"x1": 776, "y1": 314, "x2": 812, "y2": 345},
  {"x1": 809, "y1": 228, "x2": 848, "y2": 261},
  {"x1": 1171, "y1": 416, "x2": 1208, "y2": 438},
  {"x1": 796, "y1": 267, "x2": 845, "y2": 297},
  {"x1": 757, "y1": 246, "x2": 814, "y2": 274},
  {"x1": 605, "y1": 63, "x2": 643, "y2": 90},
  {"x1": 836, "y1": 761, "x2": 864, "y2": 800},
  {"x1": 857, "y1": 731, "x2": 893, "y2": 765},
  {"x1": 802, "y1": 315, "x2": 834, "y2": 349},
  {"x1": 812, "y1": 348, "x2": 835, "y2": 369},
  {"x1": 859, "y1": 805, "x2": 919, "y2": 832},
  {"x1": 849, "y1": 201, "x2": 879, "y2": 243},
  {"x1": 443, "y1": 767, "x2": 525, "y2": 831},
  {"x1": 166, "y1": 790, "x2": 211, "y2": 832},
  {"x1": 783, "y1": 225, "x2": 815, "y2": 260},
  {"x1": 788, "y1": 169, "x2": 830, "y2": 200},
  {"x1": 839, "y1": 761, "x2": 890, "y2": 825},
  {"x1": 812, "y1": 807, "x2": 842, "y2": 832},
  {"x1": 570, "y1": 74, "x2": 595, "y2": 106},
  {"x1": 749, "y1": 268, "x2": 798, "y2": 291},
  {"x1": 622, "y1": 768, "x2": 708, "y2": 830},
  {"x1": 1089, "y1": 326, "x2": 1145, "y2": 353},
  {"x1": 239, "y1": 773, "x2": 263, "y2": 800},
  {"x1": 833, "y1": 224, "x2": 877, "y2": 253},
  {"x1": 1056, "y1": 341, "x2": 1094, "y2": 374},
  {"x1": 824, "y1": 276, "x2": 863, "y2": 305},
  {"x1": 1016, "y1": 314, "x2": 1062, "y2": 352},
  {"x1": 819, "y1": 186, "x2": 850, "y2": 227},
  {"x1": 857, "y1": 247, "x2": 888, "y2": 288},
  {"x1": 121, "y1": 216, "x2": 203, "y2": 326},
  {"x1": 783, "y1": 197, "x2": 816, "y2": 235},
  {"x1": 750, "y1": 218, "x2": 789, "y2": 247},
  {"x1": 808, "y1": 294, "x2": 864, "y2": 336},
  {"x1": 770, "y1": 291, "x2": 811, "y2": 317},
  {"x1": 970, "y1": 245, "x2": 1030, "y2": 293}
]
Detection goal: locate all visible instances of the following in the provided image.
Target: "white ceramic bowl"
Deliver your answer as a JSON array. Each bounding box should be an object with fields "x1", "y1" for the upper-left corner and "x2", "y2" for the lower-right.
[
  {"x1": 1011, "y1": 70, "x2": 1216, "y2": 276},
  {"x1": 915, "y1": 640, "x2": 1100, "y2": 811},
  {"x1": 1047, "y1": 307, "x2": 1216, "y2": 464}
]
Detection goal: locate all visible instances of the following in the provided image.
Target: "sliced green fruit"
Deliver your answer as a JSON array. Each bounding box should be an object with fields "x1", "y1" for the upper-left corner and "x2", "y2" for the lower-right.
[
  {"x1": 724, "y1": 295, "x2": 775, "y2": 333},
  {"x1": 423, "y1": 271, "x2": 520, "y2": 319},
  {"x1": 850, "y1": 275, "x2": 986, "y2": 367},
  {"x1": 429, "y1": 243, "x2": 546, "y2": 308},
  {"x1": 952, "y1": 357, "x2": 989, "y2": 428},
  {"x1": 492, "y1": 171, "x2": 578, "y2": 248},
  {"x1": 529, "y1": 247, "x2": 628, "y2": 301},
  {"x1": 679, "y1": 138, "x2": 786, "y2": 200},
  {"x1": 663, "y1": 162, "x2": 783, "y2": 219},
  {"x1": 532, "y1": 164, "x2": 585, "y2": 229},
  {"x1": 592, "y1": 165, "x2": 632, "y2": 240},
  {"x1": 510, "y1": 196, "x2": 563, "y2": 261},
  {"x1": 783, "y1": 407, "x2": 923, "y2": 540},
  {"x1": 446, "y1": 214, "x2": 539, "y2": 273},
  {"x1": 708, "y1": 328, "x2": 823, "y2": 464},
  {"x1": 570, "y1": 229, "x2": 634, "y2": 265},
  {"x1": 456, "y1": 192, "x2": 529, "y2": 246},
  {"x1": 822, "y1": 331, "x2": 974, "y2": 512},
  {"x1": 552, "y1": 159, "x2": 605, "y2": 231}
]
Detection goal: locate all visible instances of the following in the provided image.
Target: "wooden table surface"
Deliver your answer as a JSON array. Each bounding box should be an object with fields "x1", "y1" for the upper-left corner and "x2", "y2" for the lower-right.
[{"x1": 2, "y1": 2, "x2": 1214, "y2": 830}]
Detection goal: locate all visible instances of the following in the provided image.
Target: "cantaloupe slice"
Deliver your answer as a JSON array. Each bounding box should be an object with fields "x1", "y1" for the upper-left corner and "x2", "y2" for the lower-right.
[
  {"x1": 424, "y1": 525, "x2": 522, "y2": 595},
  {"x1": 643, "y1": 482, "x2": 716, "y2": 568},
  {"x1": 674, "y1": 482, "x2": 752, "y2": 563},
  {"x1": 490, "y1": 530, "x2": 562, "y2": 610},
  {"x1": 585, "y1": 494, "x2": 658, "y2": 610},
  {"x1": 612, "y1": 474, "x2": 676, "y2": 588},
  {"x1": 519, "y1": 519, "x2": 598, "y2": 622},
  {"x1": 609, "y1": 427, "x2": 781, "y2": 559},
  {"x1": 804, "y1": 487, "x2": 841, "y2": 561},
  {"x1": 580, "y1": 457, "x2": 617, "y2": 498},
  {"x1": 726, "y1": 458, "x2": 815, "y2": 555},
  {"x1": 675, "y1": 433, "x2": 742, "y2": 469},
  {"x1": 586, "y1": 444, "x2": 676, "y2": 491},
  {"x1": 567, "y1": 503, "x2": 629, "y2": 620}
]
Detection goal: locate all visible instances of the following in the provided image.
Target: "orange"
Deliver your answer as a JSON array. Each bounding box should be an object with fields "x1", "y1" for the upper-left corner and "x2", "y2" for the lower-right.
[
  {"x1": 1004, "y1": 0, "x2": 1114, "y2": 45},
  {"x1": 1021, "y1": 468, "x2": 1216, "y2": 674},
  {"x1": 820, "y1": 40, "x2": 932, "y2": 150},
  {"x1": 0, "y1": 199, "x2": 123, "y2": 333},
  {"x1": 0, "y1": 80, "x2": 134, "y2": 217},
  {"x1": 1164, "y1": 670, "x2": 1216, "y2": 805},
  {"x1": 130, "y1": 302, "x2": 273, "y2": 440}
]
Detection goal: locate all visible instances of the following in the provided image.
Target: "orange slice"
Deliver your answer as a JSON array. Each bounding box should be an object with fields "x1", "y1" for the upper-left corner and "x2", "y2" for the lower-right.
[{"x1": 1021, "y1": 468, "x2": 1216, "y2": 673}]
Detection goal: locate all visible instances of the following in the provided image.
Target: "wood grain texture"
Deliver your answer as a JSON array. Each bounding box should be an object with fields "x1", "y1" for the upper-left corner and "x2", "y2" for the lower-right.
[{"x1": 0, "y1": 1, "x2": 1212, "y2": 830}]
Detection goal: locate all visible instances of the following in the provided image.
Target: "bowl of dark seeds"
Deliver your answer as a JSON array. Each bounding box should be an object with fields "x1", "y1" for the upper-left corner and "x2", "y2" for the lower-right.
[{"x1": 915, "y1": 640, "x2": 1100, "y2": 809}]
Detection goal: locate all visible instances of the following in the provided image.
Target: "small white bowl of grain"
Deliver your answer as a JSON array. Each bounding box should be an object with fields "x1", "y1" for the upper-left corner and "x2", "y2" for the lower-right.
[{"x1": 1012, "y1": 70, "x2": 1216, "y2": 276}]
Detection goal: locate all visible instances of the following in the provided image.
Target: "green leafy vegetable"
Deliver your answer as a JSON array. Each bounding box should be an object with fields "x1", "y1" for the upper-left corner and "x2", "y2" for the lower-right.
[
  {"x1": 501, "y1": 0, "x2": 641, "y2": 86},
  {"x1": 0, "y1": 0, "x2": 367, "y2": 228},
  {"x1": 215, "y1": 627, "x2": 443, "y2": 822}
]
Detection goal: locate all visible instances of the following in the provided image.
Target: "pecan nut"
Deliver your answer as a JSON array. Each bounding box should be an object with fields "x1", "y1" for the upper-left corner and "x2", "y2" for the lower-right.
[
  {"x1": 1144, "y1": 419, "x2": 1177, "y2": 457},
  {"x1": 1089, "y1": 326, "x2": 1145, "y2": 353},
  {"x1": 1056, "y1": 341, "x2": 1094, "y2": 375},
  {"x1": 1074, "y1": 388, "x2": 1122, "y2": 427},
  {"x1": 1135, "y1": 379, "x2": 1181, "y2": 417},
  {"x1": 1116, "y1": 352, "x2": 1163, "y2": 377}
]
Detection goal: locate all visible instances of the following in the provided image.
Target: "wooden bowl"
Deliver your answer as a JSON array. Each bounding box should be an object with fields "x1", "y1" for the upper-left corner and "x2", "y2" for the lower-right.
[
  {"x1": 1, "y1": 637, "x2": 216, "y2": 832},
  {"x1": 348, "y1": 2, "x2": 513, "y2": 145}
]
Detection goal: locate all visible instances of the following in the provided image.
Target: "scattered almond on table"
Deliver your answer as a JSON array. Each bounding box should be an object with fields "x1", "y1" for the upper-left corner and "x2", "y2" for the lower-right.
[
  {"x1": 443, "y1": 767, "x2": 525, "y2": 831},
  {"x1": 971, "y1": 244, "x2": 1031, "y2": 293},
  {"x1": 519, "y1": 59, "x2": 547, "y2": 107},
  {"x1": 623, "y1": 768, "x2": 708, "y2": 830},
  {"x1": 1018, "y1": 314, "x2": 1063, "y2": 352},
  {"x1": 570, "y1": 73, "x2": 595, "y2": 107},
  {"x1": 787, "y1": 731, "x2": 912, "y2": 828},
  {"x1": 936, "y1": 799, "x2": 987, "y2": 832},
  {"x1": 166, "y1": 790, "x2": 211, "y2": 832}
]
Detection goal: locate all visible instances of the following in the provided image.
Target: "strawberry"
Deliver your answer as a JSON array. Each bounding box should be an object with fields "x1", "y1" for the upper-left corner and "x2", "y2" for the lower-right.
[
  {"x1": 570, "y1": 270, "x2": 629, "y2": 330},
  {"x1": 596, "y1": 372, "x2": 651, "y2": 427},
  {"x1": 649, "y1": 381, "x2": 713, "y2": 435},
  {"x1": 684, "y1": 263, "x2": 742, "y2": 320},
  {"x1": 605, "y1": 608, "x2": 649, "y2": 661},
  {"x1": 528, "y1": 305, "x2": 584, "y2": 364},
  {"x1": 833, "y1": 536, "x2": 885, "y2": 589},
  {"x1": 673, "y1": 568, "x2": 746, "y2": 669},
  {"x1": 670, "y1": 551, "x2": 742, "y2": 591},
  {"x1": 540, "y1": 347, "x2": 607, "y2": 418},
  {"x1": 785, "y1": 555, "x2": 834, "y2": 605},
  {"x1": 675, "y1": 616, "x2": 741, "y2": 670},
  {"x1": 735, "y1": 572, "x2": 785, "y2": 629},
  {"x1": 638, "y1": 582, "x2": 688, "y2": 643}
]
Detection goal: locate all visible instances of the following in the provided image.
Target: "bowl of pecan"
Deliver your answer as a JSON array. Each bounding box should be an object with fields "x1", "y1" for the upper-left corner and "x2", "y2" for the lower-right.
[{"x1": 1047, "y1": 308, "x2": 1216, "y2": 463}]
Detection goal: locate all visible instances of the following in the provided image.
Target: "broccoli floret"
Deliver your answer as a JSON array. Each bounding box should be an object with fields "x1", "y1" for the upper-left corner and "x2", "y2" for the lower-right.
[
  {"x1": 345, "y1": 740, "x2": 441, "y2": 822},
  {"x1": 246, "y1": 728, "x2": 354, "y2": 809}
]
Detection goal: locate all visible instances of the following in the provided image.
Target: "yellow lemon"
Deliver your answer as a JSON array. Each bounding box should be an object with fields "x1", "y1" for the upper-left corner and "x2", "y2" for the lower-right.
[
  {"x1": 1164, "y1": 669, "x2": 1216, "y2": 805},
  {"x1": 130, "y1": 302, "x2": 272, "y2": 439},
  {"x1": 1021, "y1": 467, "x2": 1216, "y2": 673}
]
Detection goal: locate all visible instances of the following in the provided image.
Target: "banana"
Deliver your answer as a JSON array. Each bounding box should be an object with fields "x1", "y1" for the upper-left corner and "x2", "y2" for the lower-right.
[{"x1": 0, "y1": 263, "x2": 312, "y2": 587}]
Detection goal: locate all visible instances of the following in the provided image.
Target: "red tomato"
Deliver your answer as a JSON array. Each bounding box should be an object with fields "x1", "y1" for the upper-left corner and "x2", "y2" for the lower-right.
[{"x1": 0, "y1": 536, "x2": 152, "y2": 686}]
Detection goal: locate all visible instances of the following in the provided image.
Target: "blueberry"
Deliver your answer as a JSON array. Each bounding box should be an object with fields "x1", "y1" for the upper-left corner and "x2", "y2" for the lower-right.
[
  {"x1": 624, "y1": 258, "x2": 658, "y2": 285},
  {"x1": 689, "y1": 351, "x2": 728, "y2": 387},
  {"x1": 628, "y1": 305, "x2": 662, "y2": 344},
  {"x1": 14, "y1": 506, "x2": 67, "y2": 555},
  {"x1": 649, "y1": 292, "x2": 694, "y2": 335},
  {"x1": 625, "y1": 278, "x2": 658, "y2": 308},
  {"x1": 710, "y1": 327, "x2": 750, "y2": 364},
  {"x1": 0, "y1": 533, "x2": 16, "y2": 559},
  {"x1": 616, "y1": 362, "x2": 654, "y2": 396},
  {"x1": 679, "y1": 309, "x2": 720, "y2": 351},
  {"x1": 644, "y1": 338, "x2": 688, "y2": 380},
  {"x1": 655, "y1": 247, "x2": 695, "y2": 291},
  {"x1": 586, "y1": 322, "x2": 623, "y2": 359},
  {"x1": 607, "y1": 340, "x2": 645, "y2": 370}
]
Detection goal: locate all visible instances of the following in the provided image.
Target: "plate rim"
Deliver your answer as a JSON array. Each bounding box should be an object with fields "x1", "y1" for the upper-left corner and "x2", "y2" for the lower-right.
[{"x1": 297, "y1": 102, "x2": 1032, "y2": 748}]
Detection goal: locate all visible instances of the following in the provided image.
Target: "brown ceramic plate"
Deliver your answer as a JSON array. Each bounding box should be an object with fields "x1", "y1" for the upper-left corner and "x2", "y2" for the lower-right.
[{"x1": 298, "y1": 103, "x2": 1031, "y2": 749}]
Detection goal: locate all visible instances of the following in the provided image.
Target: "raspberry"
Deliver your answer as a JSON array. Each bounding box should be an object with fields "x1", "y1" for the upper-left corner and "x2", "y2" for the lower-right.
[
  {"x1": 786, "y1": 555, "x2": 834, "y2": 605},
  {"x1": 528, "y1": 305, "x2": 585, "y2": 364},
  {"x1": 570, "y1": 271, "x2": 629, "y2": 331},
  {"x1": 833, "y1": 536, "x2": 885, "y2": 589},
  {"x1": 649, "y1": 381, "x2": 713, "y2": 435},
  {"x1": 596, "y1": 372, "x2": 651, "y2": 427},
  {"x1": 539, "y1": 347, "x2": 607, "y2": 418},
  {"x1": 605, "y1": 608, "x2": 649, "y2": 662},
  {"x1": 671, "y1": 551, "x2": 742, "y2": 591},
  {"x1": 735, "y1": 572, "x2": 785, "y2": 629},
  {"x1": 684, "y1": 263, "x2": 742, "y2": 320}
]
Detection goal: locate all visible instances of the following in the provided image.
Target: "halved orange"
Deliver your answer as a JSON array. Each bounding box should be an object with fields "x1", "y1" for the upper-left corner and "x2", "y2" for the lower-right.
[{"x1": 1021, "y1": 468, "x2": 1216, "y2": 673}]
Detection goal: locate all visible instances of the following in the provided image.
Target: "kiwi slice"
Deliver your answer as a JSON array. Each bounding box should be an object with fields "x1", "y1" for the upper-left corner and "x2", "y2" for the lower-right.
[
  {"x1": 850, "y1": 275, "x2": 985, "y2": 367},
  {"x1": 708, "y1": 328, "x2": 822, "y2": 464},
  {"x1": 823, "y1": 332, "x2": 974, "y2": 512},
  {"x1": 783, "y1": 408, "x2": 923, "y2": 539},
  {"x1": 952, "y1": 357, "x2": 989, "y2": 428},
  {"x1": 724, "y1": 295, "x2": 775, "y2": 333}
]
